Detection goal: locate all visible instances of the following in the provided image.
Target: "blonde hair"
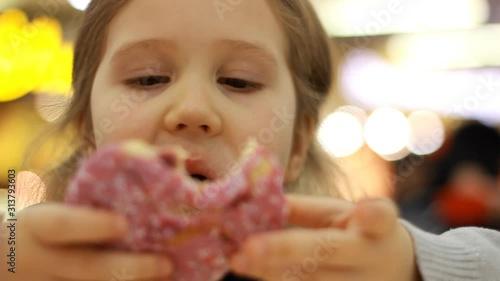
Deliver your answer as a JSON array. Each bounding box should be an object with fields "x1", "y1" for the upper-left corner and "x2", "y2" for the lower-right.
[{"x1": 40, "y1": 0, "x2": 340, "y2": 201}]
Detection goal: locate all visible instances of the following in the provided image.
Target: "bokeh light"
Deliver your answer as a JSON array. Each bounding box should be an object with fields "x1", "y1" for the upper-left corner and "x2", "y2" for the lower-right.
[
  {"x1": 67, "y1": 0, "x2": 91, "y2": 11},
  {"x1": 17, "y1": 171, "x2": 45, "y2": 211},
  {"x1": 340, "y1": 50, "x2": 500, "y2": 124},
  {"x1": 364, "y1": 108, "x2": 410, "y2": 156},
  {"x1": 0, "y1": 9, "x2": 73, "y2": 101},
  {"x1": 407, "y1": 110, "x2": 445, "y2": 155},
  {"x1": 34, "y1": 93, "x2": 71, "y2": 123},
  {"x1": 380, "y1": 147, "x2": 411, "y2": 161},
  {"x1": 318, "y1": 106, "x2": 366, "y2": 158},
  {"x1": 386, "y1": 25, "x2": 500, "y2": 70},
  {"x1": 311, "y1": 0, "x2": 489, "y2": 36}
]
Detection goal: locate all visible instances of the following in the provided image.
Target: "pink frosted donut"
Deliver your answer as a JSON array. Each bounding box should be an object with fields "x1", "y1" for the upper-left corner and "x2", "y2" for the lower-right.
[{"x1": 64, "y1": 140, "x2": 287, "y2": 281}]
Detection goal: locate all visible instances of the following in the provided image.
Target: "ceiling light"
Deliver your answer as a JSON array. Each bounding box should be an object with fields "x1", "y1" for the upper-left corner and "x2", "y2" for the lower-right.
[
  {"x1": 67, "y1": 0, "x2": 91, "y2": 11},
  {"x1": 310, "y1": 0, "x2": 489, "y2": 36}
]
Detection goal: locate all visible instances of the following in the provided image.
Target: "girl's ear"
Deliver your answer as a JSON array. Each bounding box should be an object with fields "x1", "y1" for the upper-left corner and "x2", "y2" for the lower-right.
[{"x1": 284, "y1": 114, "x2": 316, "y2": 184}]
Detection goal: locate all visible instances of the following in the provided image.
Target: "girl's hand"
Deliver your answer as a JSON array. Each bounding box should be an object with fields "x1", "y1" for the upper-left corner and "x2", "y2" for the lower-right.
[
  {"x1": 0, "y1": 203, "x2": 173, "y2": 281},
  {"x1": 230, "y1": 195, "x2": 421, "y2": 281}
]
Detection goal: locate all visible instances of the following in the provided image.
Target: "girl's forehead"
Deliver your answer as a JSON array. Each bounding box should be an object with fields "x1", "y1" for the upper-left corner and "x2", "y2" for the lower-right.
[{"x1": 103, "y1": 0, "x2": 287, "y2": 61}]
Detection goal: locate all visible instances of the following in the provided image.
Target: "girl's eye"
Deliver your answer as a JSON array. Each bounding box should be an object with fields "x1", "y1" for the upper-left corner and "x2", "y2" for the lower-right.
[
  {"x1": 218, "y1": 77, "x2": 262, "y2": 92},
  {"x1": 126, "y1": 76, "x2": 171, "y2": 88}
]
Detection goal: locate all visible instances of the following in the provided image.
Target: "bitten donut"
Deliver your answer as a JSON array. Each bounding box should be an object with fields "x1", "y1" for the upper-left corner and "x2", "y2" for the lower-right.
[{"x1": 64, "y1": 139, "x2": 288, "y2": 281}]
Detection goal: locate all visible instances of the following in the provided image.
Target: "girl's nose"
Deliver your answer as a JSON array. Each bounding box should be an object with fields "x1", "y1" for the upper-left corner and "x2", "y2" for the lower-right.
[
  {"x1": 163, "y1": 87, "x2": 222, "y2": 137},
  {"x1": 164, "y1": 105, "x2": 221, "y2": 137}
]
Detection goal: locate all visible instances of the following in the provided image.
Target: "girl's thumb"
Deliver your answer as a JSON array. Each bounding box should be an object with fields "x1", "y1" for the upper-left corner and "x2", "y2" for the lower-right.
[{"x1": 352, "y1": 198, "x2": 399, "y2": 238}]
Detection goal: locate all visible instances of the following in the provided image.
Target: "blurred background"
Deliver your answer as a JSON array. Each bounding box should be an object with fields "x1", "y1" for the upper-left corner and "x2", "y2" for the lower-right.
[{"x1": 1, "y1": 0, "x2": 499, "y2": 232}]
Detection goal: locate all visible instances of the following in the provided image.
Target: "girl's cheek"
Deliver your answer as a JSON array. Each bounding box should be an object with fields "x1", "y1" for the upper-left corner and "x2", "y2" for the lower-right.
[
  {"x1": 251, "y1": 111, "x2": 295, "y2": 166},
  {"x1": 91, "y1": 96, "x2": 151, "y2": 146}
]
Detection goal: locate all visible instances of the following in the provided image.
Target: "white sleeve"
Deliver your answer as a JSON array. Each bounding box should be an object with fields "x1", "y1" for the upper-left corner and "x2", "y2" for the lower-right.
[{"x1": 401, "y1": 220, "x2": 500, "y2": 281}]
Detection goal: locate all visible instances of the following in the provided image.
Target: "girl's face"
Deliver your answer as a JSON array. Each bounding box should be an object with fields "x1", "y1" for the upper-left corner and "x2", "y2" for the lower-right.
[{"x1": 90, "y1": 0, "x2": 304, "y2": 183}]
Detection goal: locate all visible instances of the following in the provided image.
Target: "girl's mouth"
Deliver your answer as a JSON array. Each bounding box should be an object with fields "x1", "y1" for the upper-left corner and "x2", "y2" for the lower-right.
[
  {"x1": 159, "y1": 147, "x2": 216, "y2": 182},
  {"x1": 190, "y1": 174, "x2": 208, "y2": 181}
]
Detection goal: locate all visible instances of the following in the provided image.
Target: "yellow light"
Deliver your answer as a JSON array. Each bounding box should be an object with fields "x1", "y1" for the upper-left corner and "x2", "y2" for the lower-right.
[
  {"x1": 0, "y1": 12, "x2": 72, "y2": 101},
  {"x1": 29, "y1": 17, "x2": 63, "y2": 51},
  {"x1": 0, "y1": 49, "x2": 44, "y2": 102},
  {"x1": 37, "y1": 43, "x2": 74, "y2": 94},
  {"x1": 0, "y1": 9, "x2": 28, "y2": 28}
]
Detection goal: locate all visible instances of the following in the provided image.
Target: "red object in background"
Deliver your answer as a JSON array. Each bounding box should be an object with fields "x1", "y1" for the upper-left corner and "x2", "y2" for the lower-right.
[{"x1": 435, "y1": 184, "x2": 489, "y2": 227}]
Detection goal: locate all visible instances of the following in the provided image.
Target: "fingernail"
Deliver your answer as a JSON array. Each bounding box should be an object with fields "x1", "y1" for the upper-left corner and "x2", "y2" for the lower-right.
[
  {"x1": 158, "y1": 258, "x2": 173, "y2": 276},
  {"x1": 231, "y1": 254, "x2": 250, "y2": 272}
]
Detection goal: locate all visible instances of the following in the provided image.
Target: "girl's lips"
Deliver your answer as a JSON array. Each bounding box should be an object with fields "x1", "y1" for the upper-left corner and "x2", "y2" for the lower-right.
[
  {"x1": 158, "y1": 149, "x2": 215, "y2": 181},
  {"x1": 185, "y1": 158, "x2": 217, "y2": 181},
  {"x1": 157, "y1": 143, "x2": 227, "y2": 181}
]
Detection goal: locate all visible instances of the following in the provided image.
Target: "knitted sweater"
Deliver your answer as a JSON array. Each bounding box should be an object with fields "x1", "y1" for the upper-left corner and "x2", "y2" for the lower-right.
[{"x1": 403, "y1": 221, "x2": 500, "y2": 281}]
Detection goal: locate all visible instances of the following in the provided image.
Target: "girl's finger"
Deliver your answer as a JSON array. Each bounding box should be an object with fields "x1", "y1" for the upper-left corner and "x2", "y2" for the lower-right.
[
  {"x1": 230, "y1": 227, "x2": 362, "y2": 275},
  {"x1": 284, "y1": 266, "x2": 373, "y2": 281},
  {"x1": 22, "y1": 203, "x2": 128, "y2": 245},
  {"x1": 286, "y1": 194, "x2": 353, "y2": 228},
  {"x1": 351, "y1": 198, "x2": 399, "y2": 238},
  {"x1": 232, "y1": 261, "x2": 336, "y2": 281},
  {"x1": 233, "y1": 252, "x2": 360, "y2": 281},
  {"x1": 48, "y1": 248, "x2": 173, "y2": 281},
  {"x1": 270, "y1": 264, "x2": 360, "y2": 281}
]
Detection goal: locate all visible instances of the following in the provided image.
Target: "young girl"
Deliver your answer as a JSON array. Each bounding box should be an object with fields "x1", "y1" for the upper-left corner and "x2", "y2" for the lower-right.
[{"x1": 2, "y1": 0, "x2": 500, "y2": 280}]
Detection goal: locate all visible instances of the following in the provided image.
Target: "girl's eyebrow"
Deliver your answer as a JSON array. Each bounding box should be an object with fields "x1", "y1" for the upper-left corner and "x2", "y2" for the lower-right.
[
  {"x1": 109, "y1": 39, "x2": 177, "y2": 63},
  {"x1": 109, "y1": 38, "x2": 279, "y2": 69},
  {"x1": 215, "y1": 39, "x2": 279, "y2": 69}
]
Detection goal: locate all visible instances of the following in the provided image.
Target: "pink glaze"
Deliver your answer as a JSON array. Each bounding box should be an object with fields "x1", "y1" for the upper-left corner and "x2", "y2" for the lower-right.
[{"x1": 65, "y1": 140, "x2": 287, "y2": 281}]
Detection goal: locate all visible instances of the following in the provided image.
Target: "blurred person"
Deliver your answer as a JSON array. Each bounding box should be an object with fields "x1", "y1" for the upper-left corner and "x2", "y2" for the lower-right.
[
  {"x1": 432, "y1": 122, "x2": 500, "y2": 230},
  {"x1": 394, "y1": 156, "x2": 447, "y2": 233}
]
